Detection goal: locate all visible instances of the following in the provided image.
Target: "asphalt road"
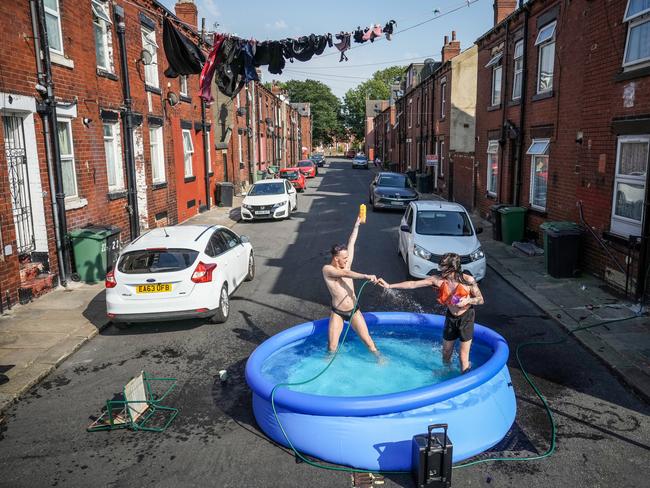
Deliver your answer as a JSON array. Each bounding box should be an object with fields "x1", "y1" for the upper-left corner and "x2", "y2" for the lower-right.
[{"x1": 1, "y1": 159, "x2": 648, "y2": 488}]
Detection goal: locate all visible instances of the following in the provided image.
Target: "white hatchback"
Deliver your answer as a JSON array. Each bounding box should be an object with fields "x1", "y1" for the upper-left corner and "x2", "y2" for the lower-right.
[
  {"x1": 398, "y1": 201, "x2": 486, "y2": 280},
  {"x1": 241, "y1": 179, "x2": 297, "y2": 221},
  {"x1": 106, "y1": 225, "x2": 254, "y2": 324}
]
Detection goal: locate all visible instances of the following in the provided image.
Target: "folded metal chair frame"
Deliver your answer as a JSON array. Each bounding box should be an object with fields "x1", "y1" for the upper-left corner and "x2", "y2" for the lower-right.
[{"x1": 87, "y1": 371, "x2": 178, "y2": 433}]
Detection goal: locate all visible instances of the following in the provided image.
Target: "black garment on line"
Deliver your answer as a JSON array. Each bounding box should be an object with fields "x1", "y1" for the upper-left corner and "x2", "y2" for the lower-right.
[
  {"x1": 283, "y1": 34, "x2": 329, "y2": 62},
  {"x1": 353, "y1": 27, "x2": 367, "y2": 43},
  {"x1": 254, "y1": 41, "x2": 285, "y2": 74},
  {"x1": 214, "y1": 37, "x2": 245, "y2": 98},
  {"x1": 334, "y1": 32, "x2": 351, "y2": 62},
  {"x1": 162, "y1": 17, "x2": 205, "y2": 78}
]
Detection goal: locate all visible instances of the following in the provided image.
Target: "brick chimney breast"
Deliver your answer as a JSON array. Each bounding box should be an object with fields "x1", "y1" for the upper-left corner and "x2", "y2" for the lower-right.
[
  {"x1": 175, "y1": 0, "x2": 198, "y2": 30},
  {"x1": 493, "y1": 0, "x2": 517, "y2": 26},
  {"x1": 441, "y1": 32, "x2": 461, "y2": 63}
]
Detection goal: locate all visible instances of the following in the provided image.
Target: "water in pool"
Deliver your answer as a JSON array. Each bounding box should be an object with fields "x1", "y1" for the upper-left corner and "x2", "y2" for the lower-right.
[{"x1": 261, "y1": 323, "x2": 491, "y2": 396}]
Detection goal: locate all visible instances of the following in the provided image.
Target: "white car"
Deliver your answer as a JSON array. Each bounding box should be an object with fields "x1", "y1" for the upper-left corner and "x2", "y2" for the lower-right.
[
  {"x1": 106, "y1": 225, "x2": 254, "y2": 324},
  {"x1": 398, "y1": 201, "x2": 486, "y2": 280},
  {"x1": 241, "y1": 179, "x2": 297, "y2": 221}
]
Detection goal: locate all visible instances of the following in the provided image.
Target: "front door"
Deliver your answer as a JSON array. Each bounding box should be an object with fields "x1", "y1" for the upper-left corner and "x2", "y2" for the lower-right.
[{"x1": 3, "y1": 115, "x2": 35, "y2": 255}]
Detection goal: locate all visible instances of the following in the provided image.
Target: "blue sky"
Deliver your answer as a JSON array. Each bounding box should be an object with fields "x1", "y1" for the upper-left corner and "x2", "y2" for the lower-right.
[{"x1": 159, "y1": 0, "x2": 495, "y2": 98}]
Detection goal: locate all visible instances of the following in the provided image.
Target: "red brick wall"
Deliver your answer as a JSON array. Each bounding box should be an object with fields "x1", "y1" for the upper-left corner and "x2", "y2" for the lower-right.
[
  {"x1": 0, "y1": 0, "x2": 220, "y2": 300},
  {"x1": 475, "y1": 0, "x2": 650, "y2": 291}
]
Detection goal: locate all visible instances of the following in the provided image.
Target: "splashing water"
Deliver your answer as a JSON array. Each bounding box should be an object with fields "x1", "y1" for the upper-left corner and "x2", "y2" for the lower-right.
[
  {"x1": 380, "y1": 288, "x2": 425, "y2": 313},
  {"x1": 261, "y1": 325, "x2": 491, "y2": 397}
]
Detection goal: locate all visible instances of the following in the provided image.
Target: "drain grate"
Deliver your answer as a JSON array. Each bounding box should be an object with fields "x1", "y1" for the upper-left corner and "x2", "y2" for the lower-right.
[{"x1": 351, "y1": 472, "x2": 385, "y2": 487}]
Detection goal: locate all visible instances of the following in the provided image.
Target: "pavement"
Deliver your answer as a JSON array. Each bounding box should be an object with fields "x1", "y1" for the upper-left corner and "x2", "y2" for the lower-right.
[
  {"x1": 0, "y1": 176, "x2": 647, "y2": 418},
  {"x1": 475, "y1": 218, "x2": 650, "y2": 403},
  {"x1": 0, "y1": 195, "x2": 244, "y2": 415}
]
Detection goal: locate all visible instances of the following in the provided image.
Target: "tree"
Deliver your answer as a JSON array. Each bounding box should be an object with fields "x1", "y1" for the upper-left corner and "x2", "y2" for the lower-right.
[
  {"x1": 277, "y1": 80, "x2": 344, "y2": 146},
  {"x1": 342, "y1": 66, "x2": 405, "y2": 141}
]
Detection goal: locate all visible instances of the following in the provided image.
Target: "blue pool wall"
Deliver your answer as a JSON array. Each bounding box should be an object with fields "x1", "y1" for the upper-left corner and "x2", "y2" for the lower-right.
[{"x1": 246, "y1": 312, "x2": 517, "y2": 471}]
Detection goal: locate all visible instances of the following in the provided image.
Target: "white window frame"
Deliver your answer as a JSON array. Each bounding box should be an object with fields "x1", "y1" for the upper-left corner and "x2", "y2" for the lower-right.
[
  {"x1": 491, "y1": 65, "x2": 503, "y2": 106},
  {"x1": 103, "y1": 122, "x2": 124, "y2": 191},
  {"x1": 180, "y1": 75, "x2": 189, "y2": 96},
  {"x1": 512, "y1": 40, "x2": 524, "y2": 100},
  {"x1": 486, "y1": 140, "x2": 499, "y2": 196},
  {"x1": 527, "y1": 138, "x2": 551, "y2": 211},
  {"x1": 92, "y1": 0, "x2": 113, "y2": 72},
  {"x1": 440, "y1": 81, "x2": 447, "y2": 119},
  {"x1": 535, "y1": 21, "x2": 556, "y2": 94},
  {"x1": 149, "y1": 126, "x2": 165, "y2": 184},
  {"x1": 44, "y1": 0, "x2": 64, "y2": 55},
  {"x1": 623, "y1": 0, "x2": 650, "y2": 67},
  {"x1": 141, "y1": 25, "x2": 159, "y2": 89},
  {"x1": 57, "y1": 119, "x2": 78, "y2": 199},
  {"x1": 182, "y1": 129, "x2": 194, "y2": 177},
  {"x1": 610, "y1": 134, "x2": 649, "y2": 236}
]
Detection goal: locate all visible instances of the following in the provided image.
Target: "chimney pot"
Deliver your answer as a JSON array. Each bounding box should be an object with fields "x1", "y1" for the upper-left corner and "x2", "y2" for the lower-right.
[
  {"x1": 444, "y1": 35, "x2": 449, "y2": 45},
  {"x1": 452, "y1": 31, "x2": 456, "y2": 41}
]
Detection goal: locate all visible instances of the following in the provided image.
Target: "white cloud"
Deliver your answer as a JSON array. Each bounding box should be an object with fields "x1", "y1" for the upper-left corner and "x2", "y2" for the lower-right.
[{"x1": 265, "y1": 19, "x2": 288, "y2": 30}]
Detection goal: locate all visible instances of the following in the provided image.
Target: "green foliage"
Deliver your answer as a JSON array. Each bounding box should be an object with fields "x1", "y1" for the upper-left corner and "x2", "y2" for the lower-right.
[
  {"x1": 342, "y1": 66, "x2": 404, "y2": 140},
  {"x1": 280, "y1": 79, "x2": 343, "y2": 146}
]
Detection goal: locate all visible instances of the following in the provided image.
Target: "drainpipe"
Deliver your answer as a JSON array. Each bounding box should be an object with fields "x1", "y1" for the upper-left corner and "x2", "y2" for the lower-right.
[
  {"x1": 514, "y1": 6, "x2": 530, "y2": 206},
  {"x1": 498, "y1": 20, "x2": 510, "y2": 204},
  {"x1": 33, "y1": 0, "x2": 70, "y2": 285},
  {"x1": 251, "y1": 82, "x2": 258, "y2": 171},
  {"x1": 200, "y1": 18, "x2": 210, "y2": 210},
  {"x1": 114, "y1": 6, "x2": 139, "y2": 239},
  {"x1": 636, "y1": 148, "x2": 650, "y2": 303},
  {"x1": 245, "y1": 83, "x2": 254, "y2": 184}
]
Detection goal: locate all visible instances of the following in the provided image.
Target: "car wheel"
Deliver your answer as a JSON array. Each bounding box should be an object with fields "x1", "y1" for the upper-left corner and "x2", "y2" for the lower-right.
[
  {"x1": 211, "y1": 284, "x2": 230, "y2": 324},
  {"x1": 245, "y1": 253, "x2": 255, "y2": 281}
]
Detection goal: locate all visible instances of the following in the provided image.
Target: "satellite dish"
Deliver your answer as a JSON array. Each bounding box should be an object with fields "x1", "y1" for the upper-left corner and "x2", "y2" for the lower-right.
[
  {"x1": 424, "y1": 58, "x2": 435, "y2": 65},
  {"x1": 167, "y1": 92, "x2": 179, "y2": 106},
  {"x1": 140, "y1": 49, "x2": 153, "y2": 65}
]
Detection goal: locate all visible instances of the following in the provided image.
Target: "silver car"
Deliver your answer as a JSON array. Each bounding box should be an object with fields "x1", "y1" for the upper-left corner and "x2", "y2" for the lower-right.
[{"x1": 369, "y1": 172, "x2": 419, "y2": 210}]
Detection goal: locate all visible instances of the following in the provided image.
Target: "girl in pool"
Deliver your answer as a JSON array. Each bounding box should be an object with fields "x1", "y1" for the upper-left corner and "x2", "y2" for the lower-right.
[{"x1": 378, "y1": 253, "x2": 484, "y2": 373}]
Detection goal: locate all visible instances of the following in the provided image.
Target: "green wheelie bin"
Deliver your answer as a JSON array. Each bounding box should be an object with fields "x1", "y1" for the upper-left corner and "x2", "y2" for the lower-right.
[
  {"x1": 69, "y1": 226, "x2": 121, "y2": 283},
  {"x1": 498, "y1": 207, "x2": 527, "y2": 245}
]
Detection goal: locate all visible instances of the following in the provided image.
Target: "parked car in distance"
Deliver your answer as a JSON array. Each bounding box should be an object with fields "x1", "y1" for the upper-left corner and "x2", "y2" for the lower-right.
[
  {"x1": 346, "y1": 149, "x2": 356, "y2": 158},
  {"x1": 310, "y1": 153, "x2": 325, "y2": 167},
  {"x1": 297, "y1": 159, "x2": 318, "y2": 178},
  {"x1": 279, "y1": 167, "x2": 307, "y2": 192},
  {"x1": 106, "y1": 225, "x2": 254, "y2": 324},
  {"x1": 352, "y1": 155, "x2": 369, "y2": 169},
  {"x1": 241, "y1": 179, "x2": 298, "y2": 221},
  {"x1": 398, "y1": 201, "x2": 485, "y2": 280},
  {"x1": 369, "y1": 172, "x2": 418, "y2": 210}
]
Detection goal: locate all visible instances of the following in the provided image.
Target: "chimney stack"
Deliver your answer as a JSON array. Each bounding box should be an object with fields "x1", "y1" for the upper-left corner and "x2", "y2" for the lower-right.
[
  {"x1": 493, "y1": 0, "x2": 517, "y2": 26},
  {"x1": 441, "y1": 31, "x2": 461, "y2": 63},
  {"x1": 175, "y1": 0, "x2": 198, "y2": 30}
]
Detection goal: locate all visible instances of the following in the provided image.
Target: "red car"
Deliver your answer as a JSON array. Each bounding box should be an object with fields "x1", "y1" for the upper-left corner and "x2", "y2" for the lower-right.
[
  {"x1": 297, "y1": 159, "x2": 317, "y2": 178},
  {"x1": 279, "y1": 167, "x2": 307, "y2": 192}
]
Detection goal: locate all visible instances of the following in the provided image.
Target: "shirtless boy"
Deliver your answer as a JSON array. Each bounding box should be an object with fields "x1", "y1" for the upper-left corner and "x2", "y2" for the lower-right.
[{"x1": 322, "y1": 217, "x2": 380, "y2": 355}]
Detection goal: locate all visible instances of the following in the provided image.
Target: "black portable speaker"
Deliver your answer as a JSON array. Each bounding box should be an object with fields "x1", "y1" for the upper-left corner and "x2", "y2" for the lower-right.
[{"x1": 411, "y1": 424, "x2": 453, "y2": 488}]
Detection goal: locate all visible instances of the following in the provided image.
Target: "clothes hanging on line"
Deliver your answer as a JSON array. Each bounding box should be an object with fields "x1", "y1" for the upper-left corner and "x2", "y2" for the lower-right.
[
  {"x1": 162, "y1": 17, "x2": 205, "y2": 77},
  {"x1": 199, "y1": 33, "x2": 226, "y2": 103},
  {"x1": 353, "y1": 27, "x2": 366, "y2": 44},
  {"x1": 383, "y1": 20, "x2": 396, "y2": 41},
  {"x1": 334, "y1": 32, "x2": 351, "y2": 62},
  {"x1": 214, "y1": 37, "x2": 246, "y2": 98},
  {"x1": 362, "y1": 24, "x2": 383, "y2": 43},
  {"x1": 242, "y1": 41, "x2": 259, "y2": 82}
]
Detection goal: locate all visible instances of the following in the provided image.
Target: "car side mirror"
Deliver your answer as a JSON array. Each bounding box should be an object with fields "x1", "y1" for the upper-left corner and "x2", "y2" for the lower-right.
[
  {"x1": 476, "y1": 227, "x2": 483, "y2": 234},
  {"x1": 400, "y1": 224, "x2": 411, "y2": 233},
  {"x1": 241, "y1": 192, "x2": 247, "y2": 197},
  {"x1": 240, "y1": 235, "x2": 250, "y2": 244}
]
